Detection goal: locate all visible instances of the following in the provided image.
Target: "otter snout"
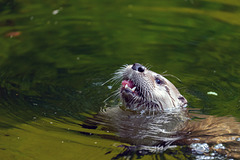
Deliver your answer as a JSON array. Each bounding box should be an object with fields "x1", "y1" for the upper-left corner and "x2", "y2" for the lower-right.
[{"x1": 132, "y1": 63, "x2": 145, "y2": 73}]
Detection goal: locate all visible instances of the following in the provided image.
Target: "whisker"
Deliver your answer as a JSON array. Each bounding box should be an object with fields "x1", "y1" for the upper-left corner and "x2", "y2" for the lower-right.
[
  {"x1": 112, "y1": 78, "x2": 122, "y2": 86},
  {"x1": 144, "y1": 63, "x2": 152, "y2": 70},
  {"x1": 162, "y1": 70, "x2": 168, "y2": 74},
  {"x1": 162, "y1": 74, "x2": 182, "y2": 82},
  {"x1": 103, "y1": 89, "x2": 120, "y2": 103},
  {"x1": 112, "y1": 94, "x2": 120, "y2": 102},
  {"x1": 177, "y1": 87, "x2": 187, "y2": 90},
  {"x1": 101, "y1": 77, "x2": 115, "y2": 86},
  {"x1": 102, "y1": 64, "x2": 128, "y2": 86}
]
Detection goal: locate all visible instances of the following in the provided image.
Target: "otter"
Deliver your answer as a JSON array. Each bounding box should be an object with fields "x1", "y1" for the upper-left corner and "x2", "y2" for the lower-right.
[
  {"x1": 85, "y1": 63, "x2": 240, "y2": 159},
  {"x1": 96, "y1": 63, "x2": 189, "y2": 146}
]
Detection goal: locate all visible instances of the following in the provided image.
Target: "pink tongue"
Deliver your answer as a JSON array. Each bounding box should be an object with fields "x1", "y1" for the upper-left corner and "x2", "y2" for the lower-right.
[{"x1": 122, "y1": 80, "x2": 134, "y2": 88}]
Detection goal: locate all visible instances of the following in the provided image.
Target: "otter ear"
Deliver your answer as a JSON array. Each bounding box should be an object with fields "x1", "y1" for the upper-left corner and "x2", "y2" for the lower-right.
[{"x1": 178, "y1": 96, "x2": 187, "y2": 104}]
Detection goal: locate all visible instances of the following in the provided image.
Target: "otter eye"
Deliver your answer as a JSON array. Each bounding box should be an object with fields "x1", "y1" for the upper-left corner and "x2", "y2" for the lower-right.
[{"x1": 155, "y1": 78, "x2": 164, "y2": 85}]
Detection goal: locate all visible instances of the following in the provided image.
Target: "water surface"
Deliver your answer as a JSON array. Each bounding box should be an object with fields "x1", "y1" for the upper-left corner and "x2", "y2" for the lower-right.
[{"x1": 0, "y1": 0, "x2": 240, "y2": 159}]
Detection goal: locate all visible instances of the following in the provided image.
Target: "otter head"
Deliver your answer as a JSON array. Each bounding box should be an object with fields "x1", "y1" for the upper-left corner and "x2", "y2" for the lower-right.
[{"x1": 114, "y1": 63, "x2": 187, "y2": 113}]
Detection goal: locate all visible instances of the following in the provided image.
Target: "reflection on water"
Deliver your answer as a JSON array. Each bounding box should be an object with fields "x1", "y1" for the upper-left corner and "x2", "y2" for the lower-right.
[
  {"x1": 84, "y1": 107, "x2": 240, "y2": 159},
  {"x1": 0, "y1": 0, "x2": 240, "y2": 159},
  {"x1": 90, "y1": 107, "x2": 188, "y2": 146}
]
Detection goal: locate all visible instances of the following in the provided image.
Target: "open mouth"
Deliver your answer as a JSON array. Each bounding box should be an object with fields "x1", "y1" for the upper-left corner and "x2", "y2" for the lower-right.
[{"x1": 121, "y1": 80, "x2": 138, "y2": 96}]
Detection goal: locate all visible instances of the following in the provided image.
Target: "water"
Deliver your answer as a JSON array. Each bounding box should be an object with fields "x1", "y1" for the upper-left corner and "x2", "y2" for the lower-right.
[{"x1": 0, "y1": 0, "x2": 240, "y2": 159}]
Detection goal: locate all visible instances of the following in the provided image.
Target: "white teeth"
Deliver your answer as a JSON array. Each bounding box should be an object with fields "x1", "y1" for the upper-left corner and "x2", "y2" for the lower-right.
[
  {"x1": 132, "y1": 87, "x2": 136, "y2": 92},
  {"x1": 124, "y1": 84, "x2": 136, "y2": 92}
]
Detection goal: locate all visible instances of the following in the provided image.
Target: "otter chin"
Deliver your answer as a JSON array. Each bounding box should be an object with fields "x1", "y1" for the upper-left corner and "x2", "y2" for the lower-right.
[{"x1": 114, "y1": 63, "x2": 187, "y2": 113}]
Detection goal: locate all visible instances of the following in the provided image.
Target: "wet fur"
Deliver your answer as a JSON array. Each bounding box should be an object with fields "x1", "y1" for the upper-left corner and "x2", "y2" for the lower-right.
[{"x1": 109, "y1": 64, "x2": 187, "y2": 114}]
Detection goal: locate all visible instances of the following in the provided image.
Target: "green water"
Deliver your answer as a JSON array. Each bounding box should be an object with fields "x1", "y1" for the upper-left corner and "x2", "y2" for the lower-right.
[{"x1": 0, "y1": 0, "x2": 240, "y2": 159}]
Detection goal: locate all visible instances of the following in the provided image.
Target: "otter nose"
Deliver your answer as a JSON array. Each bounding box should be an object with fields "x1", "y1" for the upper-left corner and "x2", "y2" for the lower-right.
[{"x1": 132, "y1": 63, "x2": 145, "y2": 72}]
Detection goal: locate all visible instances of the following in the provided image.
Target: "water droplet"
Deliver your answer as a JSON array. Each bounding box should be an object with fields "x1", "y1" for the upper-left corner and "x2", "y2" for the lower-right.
[
  {"x1": 214, "y1": 143, "x2": 225, "y2": 150},
  {"x1": 190, "y1": 143, "x2": 209, "y2": 154}
]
